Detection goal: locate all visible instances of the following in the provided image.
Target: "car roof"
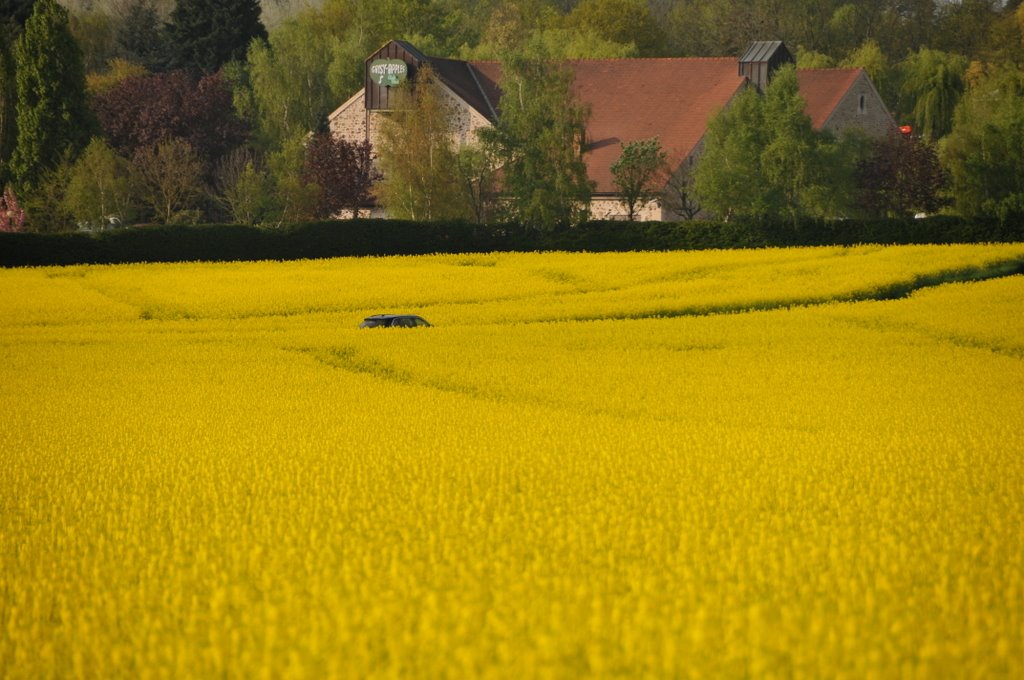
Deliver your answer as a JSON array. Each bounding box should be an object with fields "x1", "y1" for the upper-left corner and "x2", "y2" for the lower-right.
[{"x1": 363, "y1": 314, "x2": 422, "y2": 320}]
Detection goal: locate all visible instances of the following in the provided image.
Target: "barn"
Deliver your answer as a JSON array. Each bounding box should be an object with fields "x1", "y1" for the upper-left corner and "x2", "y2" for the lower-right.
[{"x1": 328, "y1": 40, "x2": 897, "y2": 220}]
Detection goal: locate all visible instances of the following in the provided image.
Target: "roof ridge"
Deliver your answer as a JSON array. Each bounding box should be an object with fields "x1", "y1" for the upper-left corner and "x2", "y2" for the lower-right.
[
  {"x1": 467, "y1": 56, "x2": 738, "y2": 65},
  {"x1": 568, "y1": 57, "x2": 738, "y2": 65},
  {"x1": 797, "y1": 66, "x2": 864, "y2": 72}
]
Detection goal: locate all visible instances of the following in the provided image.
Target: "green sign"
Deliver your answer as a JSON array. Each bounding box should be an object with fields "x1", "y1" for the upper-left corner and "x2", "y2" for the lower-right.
[{"x1": 369, "y1": 59, "x2": 408, "y2": 87}]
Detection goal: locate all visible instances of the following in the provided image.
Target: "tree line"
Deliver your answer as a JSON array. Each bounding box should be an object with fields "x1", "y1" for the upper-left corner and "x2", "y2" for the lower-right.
[{"x1": 1, "y1": 0, "x2": 1022, "y2": 233}]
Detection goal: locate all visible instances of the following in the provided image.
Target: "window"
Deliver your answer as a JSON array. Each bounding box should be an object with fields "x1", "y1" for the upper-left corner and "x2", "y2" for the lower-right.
[{"x1": 859, "y1": 94, "x2": 866, "y2": 114}]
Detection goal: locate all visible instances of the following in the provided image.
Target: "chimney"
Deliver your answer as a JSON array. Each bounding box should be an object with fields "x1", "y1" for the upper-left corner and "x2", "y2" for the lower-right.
[{"x1": 738, "y1": 41, "x2": 794, "y2": 92}]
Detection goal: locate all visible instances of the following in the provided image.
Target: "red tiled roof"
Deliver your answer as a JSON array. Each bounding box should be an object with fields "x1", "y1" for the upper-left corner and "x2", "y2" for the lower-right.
[
  {"x1": 796, "y1": 68, "x2": 864, "y2": 129},
  {"x1": 469, "y1": 58, "x2": 747, "y2": 194},
  {"x1": 570, "y1": 58, "x2": 746, "y2": 193},
  {"x1": 432, "y1": 52, "x2": 865, "y2": 194}
]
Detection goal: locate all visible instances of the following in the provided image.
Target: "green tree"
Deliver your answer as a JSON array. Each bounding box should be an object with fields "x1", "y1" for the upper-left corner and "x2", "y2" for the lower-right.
[
  {"x1": 114, "y1": 0, "x2": 169, "y2": 72},
  {"x1": 664, "y1": 1, "x2": 724, "y2": 57},
  {"x1": 166, "y1": 0, "x2": 267, "y2": 74},
  {"x1": 63, "y1": 137, "x2": 138, "y2": 228},
  {"x1": 69, "y1": 7, "x2": 117, "y2": 74},
  {"x1": 465, "y1": 0, "x2": 559, "y2": 55},
  {"x1": 10, "y1": 0, "x2": 94, "y2": 191},
  {"x1": 265, "y1": 132, "x2": 319, "y2": 224},
  {"x1": 245, "y1": 13, "x2": 347, "y2": 150},
  {"x1": 0, "y1": 0, "x2": 36, "y2": 35},
  {"x1": 63, "y1": 137, "x2": 136, "y2": 229},
  {"x1": 897, "y1": 48, "x2": 969, "y2": 141},
  {"x1": 796, "y1": 48, "x2": 836, "y2": 69},
  {"x1": 760, "y1": 65, "x2": 835, "y2": 220},
  {"x1": 840, "y1": 39, "x2": 893, "y2": 106},
  {"x1": 934, "y1": 0, "x2": 1001, "y2": 60},
  {"x1": 479, "y1": 52, "x2": 593, "y2": 229},
  {"x1": 214, "y1": 147, "x2": 278, "y2": 225},
  {"x1": 0, "y1": 33, "x2": 15, "y2": 186},
  {"x1": 982, "y1": 2, "x2": 1024, "y2": 67},
  {"x1": 610, "y1": 137, "x2": 667, "y2": 220},
  {"x1": 130, "y1": 138, "x2": 205, "y2": 224},
  {"x1": 566, "y1": 0, "x2": 665, "y2": 56},
  {"x1": 21, "y1": 151, "x2": 75, "y2": 232},
  {"x1": 375, "y1": 67, "x2": 473, "y2": 221},
  {"x1": 940, "y1": 65, "x2": 1024, "y2": 220},
  {"x1": 455, "y1": 145, "x2": 498, "y2": 223},
  {"x1": 692, "y1": 87, "x2": 772, "y2": 220},
  {"x1": 86, "y1": 57, "x2": 149, "y2": 96},
  {"x1": 463, "y1": 25, "x2": 637, "y2": 60},
  {"x1": 694, "y1": 66, "x2": 858, "y2": 221}
]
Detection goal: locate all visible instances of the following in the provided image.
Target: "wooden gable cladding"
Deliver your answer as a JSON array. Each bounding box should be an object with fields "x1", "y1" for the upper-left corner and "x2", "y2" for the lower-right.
[
  {"x1": 738, "y1": 41, "x2": 794, "y2": 92},
  {"x1": 364, "y1": 40, "x2": 427, "y2": 111}
]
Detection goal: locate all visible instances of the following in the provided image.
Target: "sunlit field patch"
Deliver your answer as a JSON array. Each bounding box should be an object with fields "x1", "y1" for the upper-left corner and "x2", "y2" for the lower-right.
[{"x1": 2, "y1": 245, "x2": 1023, "y2": 677}]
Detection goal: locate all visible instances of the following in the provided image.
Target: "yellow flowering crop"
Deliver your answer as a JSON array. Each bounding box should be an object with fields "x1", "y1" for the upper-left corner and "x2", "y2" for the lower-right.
[{"x1": 1, "y1": 244, "x2": 1022, "y2": 678}]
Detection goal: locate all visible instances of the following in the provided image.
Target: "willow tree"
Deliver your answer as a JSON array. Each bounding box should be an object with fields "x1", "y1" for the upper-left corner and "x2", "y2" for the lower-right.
[{"x1": 898, "y1": 48, "x2": 968, "y2": 141}]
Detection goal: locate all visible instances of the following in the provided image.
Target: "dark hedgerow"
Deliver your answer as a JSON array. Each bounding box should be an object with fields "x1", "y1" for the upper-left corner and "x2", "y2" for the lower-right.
[{"x1": 1, "y1": 216, "x2": 1022, "y2": 267}]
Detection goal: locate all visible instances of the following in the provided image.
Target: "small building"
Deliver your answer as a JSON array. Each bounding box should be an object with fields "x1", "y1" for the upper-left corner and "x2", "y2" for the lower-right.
[{"x1": 328, "y1": 40, "x2": 896, "y2": 220}]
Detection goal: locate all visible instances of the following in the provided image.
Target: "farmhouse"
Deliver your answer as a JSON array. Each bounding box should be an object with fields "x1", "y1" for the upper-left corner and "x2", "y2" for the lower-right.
[{"x1": 328, "y1": 40, "x2": 897, "y2": 220}]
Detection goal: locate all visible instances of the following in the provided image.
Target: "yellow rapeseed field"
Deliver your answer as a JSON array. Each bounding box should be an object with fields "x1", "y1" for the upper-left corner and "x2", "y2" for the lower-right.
[{"x1": 2, "y1": 244, "x2": 1023, "y2": 678}]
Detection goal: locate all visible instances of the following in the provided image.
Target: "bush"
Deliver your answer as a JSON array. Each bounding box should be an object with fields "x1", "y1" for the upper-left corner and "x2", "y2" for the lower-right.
[{"x1": 2, "y1": 216, "x2": 1022, "y2": 268}]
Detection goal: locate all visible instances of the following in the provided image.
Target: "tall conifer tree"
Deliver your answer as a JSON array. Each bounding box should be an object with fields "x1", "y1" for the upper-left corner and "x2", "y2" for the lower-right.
[
  {"x1": 0, "y1": 0, "x2": 36, "y2": 34},
  {"x1": 166, "y1": 0, "x2": 267, "y2": 74},
  {"x1": 1, "y1": 0, "x2": 34, "y2": 185},
  {"x1": 10, "y1": 0, "x2": 92, "y2": 191},
  {"x1": 116, "y1": 0, "x2": 169, "y2": 72},
  {"x1": 0, "y1": 34, "x2": 15, "y2": 185}
]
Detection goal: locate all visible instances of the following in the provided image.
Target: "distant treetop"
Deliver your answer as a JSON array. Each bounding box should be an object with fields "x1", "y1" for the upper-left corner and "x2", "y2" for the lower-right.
[{"x1": 165, "y1": 0, "x2": 267, "y2": 74}]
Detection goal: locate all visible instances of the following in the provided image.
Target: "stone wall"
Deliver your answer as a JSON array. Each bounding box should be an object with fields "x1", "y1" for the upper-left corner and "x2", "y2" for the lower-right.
[
  {"x1": 590, "y1": 197, "x2": 663, "y2": 221},
  {"x1": 328, "y1": 85, "x2": 492, "y2": 150},
  {"x1": 820, "y1": 72, "x2": 896, "y2": 139},
  {"x1": 328, "y1": 92, "x2": 368, "y2": 142},
  {"x1": 329, "y1": 68, "x2": 897, "y2": 222}
]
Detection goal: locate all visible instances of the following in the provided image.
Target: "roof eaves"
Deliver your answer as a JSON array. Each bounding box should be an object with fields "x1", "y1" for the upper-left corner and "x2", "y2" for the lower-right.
[{"x1": 467, "y1": 63, "x2": 498, "y2": 121}]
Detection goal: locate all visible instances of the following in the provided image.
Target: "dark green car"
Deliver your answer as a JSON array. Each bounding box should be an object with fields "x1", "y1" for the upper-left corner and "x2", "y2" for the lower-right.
[{"x1": 359, "y1": 314, "x2": 432, "y2": 328}]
